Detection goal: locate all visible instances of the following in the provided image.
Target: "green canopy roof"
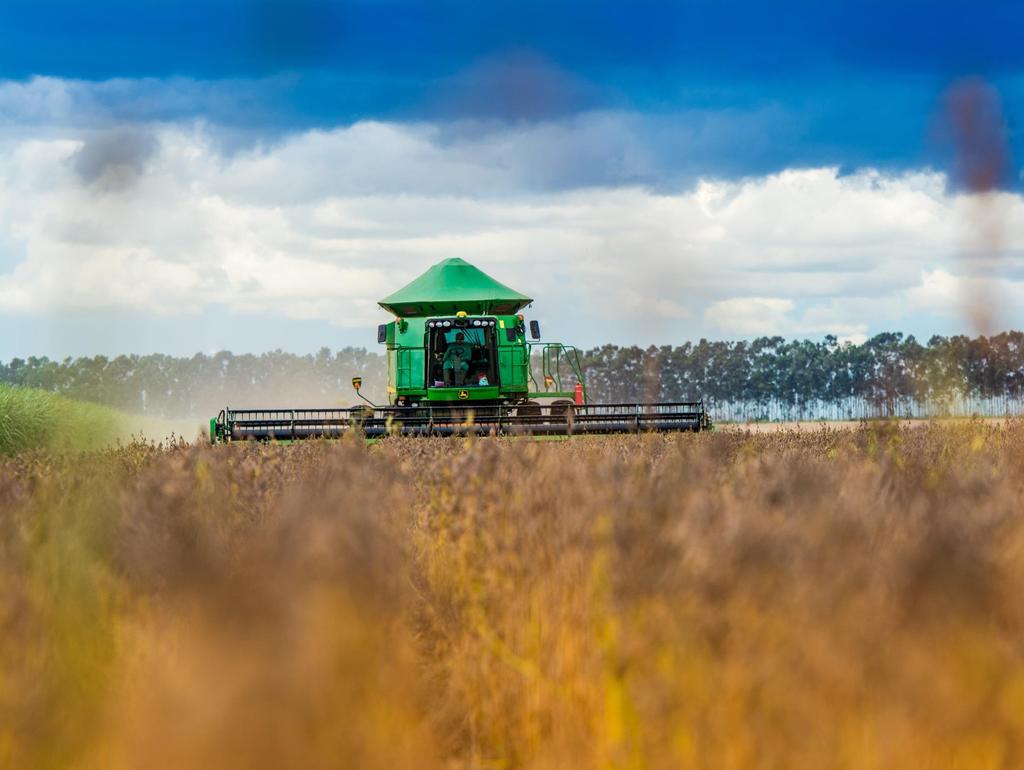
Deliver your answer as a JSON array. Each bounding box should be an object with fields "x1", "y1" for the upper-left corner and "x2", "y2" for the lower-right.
[{"x1": 378, "y1": 258, "x2": 533, "y2": 317}]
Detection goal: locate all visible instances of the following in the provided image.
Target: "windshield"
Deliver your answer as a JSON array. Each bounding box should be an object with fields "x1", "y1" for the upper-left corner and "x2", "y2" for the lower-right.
[{"x1": 428, "y1": 323, "x2": 497, "y2": 388}]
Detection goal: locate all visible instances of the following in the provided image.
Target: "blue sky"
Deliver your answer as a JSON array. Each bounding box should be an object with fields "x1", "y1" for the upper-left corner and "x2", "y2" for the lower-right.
[
  {"x1": 3, "y1": 1, "x2": 1019, "y2": 163},
  {"x1": 0, "y1": 1, "x2": 1022, "y2": 358}
]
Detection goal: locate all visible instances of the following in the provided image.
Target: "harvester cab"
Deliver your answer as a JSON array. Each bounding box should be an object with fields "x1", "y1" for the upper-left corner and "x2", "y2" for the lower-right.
[
  {"x1": 210, "y1": 258, "x2": 710, "y2": 441},
  {"x1": 427, "y1": 315, "x2": 496, "y2": 389},
  {"x1": 384, "y1": 312, "x2": 532, "y2": 407}
]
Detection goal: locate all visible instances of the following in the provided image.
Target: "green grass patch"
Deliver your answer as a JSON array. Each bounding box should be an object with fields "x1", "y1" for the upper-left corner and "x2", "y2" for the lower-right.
[{"x1": 0, "y1": 384, "x2": 129, "y2": 454}]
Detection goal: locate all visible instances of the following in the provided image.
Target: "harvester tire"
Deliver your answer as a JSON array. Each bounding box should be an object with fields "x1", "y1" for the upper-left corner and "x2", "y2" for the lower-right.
[
  {"x1": 516, "y1": 401, "x2": 542, "y2": 418},
  {"x1": 549, "y1": 400, "x2": 574, "y2": 419}
]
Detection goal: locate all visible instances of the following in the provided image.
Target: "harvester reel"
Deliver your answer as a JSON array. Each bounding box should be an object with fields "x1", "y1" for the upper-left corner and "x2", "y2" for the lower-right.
[{"x1": 212, "y1": 400, "x2": 708, "y2": 442}]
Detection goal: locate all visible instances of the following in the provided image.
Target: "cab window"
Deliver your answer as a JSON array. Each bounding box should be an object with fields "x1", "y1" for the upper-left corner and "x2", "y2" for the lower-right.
[{"x1": 428, "y1": 325, "x2": 496, "y2": 387}]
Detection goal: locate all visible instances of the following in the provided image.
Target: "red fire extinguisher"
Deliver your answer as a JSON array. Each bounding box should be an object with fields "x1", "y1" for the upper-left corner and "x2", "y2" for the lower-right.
[{"x1": 574, "y1": 381, "x2": 585, "y2": 405}]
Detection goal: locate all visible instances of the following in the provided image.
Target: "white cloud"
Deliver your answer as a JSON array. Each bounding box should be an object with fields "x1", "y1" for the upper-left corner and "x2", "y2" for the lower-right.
[
  {"x1": 2, "y1": 106, "x2": 1024, "y2": 345},
  {"x1": 905, "y1": 268, "x2": 961, "y2": 312},
  {"x1": 704, "y1": 297, "x2": 794, "y2": 335}
]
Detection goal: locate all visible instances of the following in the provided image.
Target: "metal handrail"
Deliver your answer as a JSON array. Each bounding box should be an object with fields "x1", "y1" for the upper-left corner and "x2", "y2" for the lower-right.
[{"x1": 528, "y1": 342, "x2": 587, "y2": 399}]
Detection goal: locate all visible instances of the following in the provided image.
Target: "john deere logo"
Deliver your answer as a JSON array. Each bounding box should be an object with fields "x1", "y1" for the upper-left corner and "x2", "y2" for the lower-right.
[{"x1": 458, "y1": 390, "x2": 469, "y2": 400}]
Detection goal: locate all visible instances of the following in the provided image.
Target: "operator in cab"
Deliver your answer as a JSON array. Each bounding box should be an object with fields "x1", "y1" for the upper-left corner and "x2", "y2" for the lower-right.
[{"x1": 443, "y1": 331, "x2": 474, "y2": 386}]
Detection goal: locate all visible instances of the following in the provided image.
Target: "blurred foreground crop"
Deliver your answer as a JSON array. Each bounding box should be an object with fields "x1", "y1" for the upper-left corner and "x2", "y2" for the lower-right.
[{"x1": 3, "y1": 424, "x2": 1024, "y2": 769}]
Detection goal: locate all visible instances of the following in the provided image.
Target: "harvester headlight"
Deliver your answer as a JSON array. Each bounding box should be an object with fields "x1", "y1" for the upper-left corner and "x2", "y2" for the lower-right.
[
  {"x1": 472, "y1": 319, "x2": 481, "y2": 327},
  {"x1": 443, "y1": 320, "x2": 452, "y2": 327},
  {"x1": 428, "y1": 321, "x2": 435, "y2": 328}
]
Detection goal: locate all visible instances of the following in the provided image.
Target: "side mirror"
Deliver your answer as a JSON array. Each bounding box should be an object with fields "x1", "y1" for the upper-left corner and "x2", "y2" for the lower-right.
[
  {"x1": 529, "y1": 320, "x2": 541, "y2": 340},
  {"x1": 377, "y1": 324, "x2": 387, "y2": 344},
  {"x1": 352, "y1": 376, "x2": 362, "y2": 392}
]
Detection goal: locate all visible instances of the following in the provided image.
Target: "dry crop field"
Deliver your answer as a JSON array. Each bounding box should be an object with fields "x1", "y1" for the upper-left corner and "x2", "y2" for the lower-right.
[{"x1": 4, "y1": 422, "x2": 1024, "y2": 769}]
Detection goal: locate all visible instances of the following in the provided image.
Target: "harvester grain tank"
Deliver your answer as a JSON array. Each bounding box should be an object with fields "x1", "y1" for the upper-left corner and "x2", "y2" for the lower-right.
[{"x1": 210, "y1": 258, "x2": 709, "y2": 440}]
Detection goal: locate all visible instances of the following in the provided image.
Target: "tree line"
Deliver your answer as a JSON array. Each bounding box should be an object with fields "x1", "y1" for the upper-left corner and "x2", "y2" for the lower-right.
[
  {"x1": 3, "y1": 332, "x2": 1024, "y2": 420},
  {"x1": 577, "y1": 332, "x2": 1024, "y2": 420}
]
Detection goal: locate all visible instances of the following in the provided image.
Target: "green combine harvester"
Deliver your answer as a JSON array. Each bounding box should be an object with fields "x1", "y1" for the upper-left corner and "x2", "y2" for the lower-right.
[{"x1": 210, "y1": 258, "x2": 710, "y2": 441}]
